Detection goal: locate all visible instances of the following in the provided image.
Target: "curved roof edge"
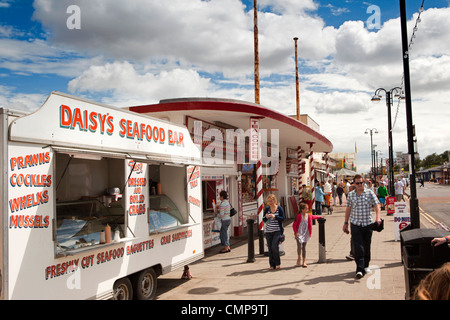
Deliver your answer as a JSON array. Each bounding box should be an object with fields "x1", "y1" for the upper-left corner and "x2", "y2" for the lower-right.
[{"x1": 130, "y1": 98, "x2": 333, "y2": 152}]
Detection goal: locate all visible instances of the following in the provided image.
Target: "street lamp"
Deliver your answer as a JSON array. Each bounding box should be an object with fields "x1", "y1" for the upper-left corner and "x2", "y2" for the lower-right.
[
  {"x1": 400, "y1": 0, "x2": 420, "y2": 229},
  {"x1": 373, "y1": 144, "x2": 378, "y2": 177},
  {"x1": 365, "y1": 128, "x2": 378, "y2": 179},
  {"x1": 371, "y1": 87, "x2": 404, "y2": 196},
  {"x1": 375, "y1": 150, "x2": 382, "y2": 177},
  {"x1": 377, "y1": 151, "x2": 383, "y2": 177}
]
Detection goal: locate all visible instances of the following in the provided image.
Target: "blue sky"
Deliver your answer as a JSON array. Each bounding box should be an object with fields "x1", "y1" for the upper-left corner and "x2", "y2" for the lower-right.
[{"x1": 1, "y1": 0, "x2": 450, "y2": 173}]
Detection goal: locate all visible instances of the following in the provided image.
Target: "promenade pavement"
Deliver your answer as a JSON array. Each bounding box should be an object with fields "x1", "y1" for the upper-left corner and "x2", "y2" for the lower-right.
[{"x1": 156, "y1": 201, "x2": 408, "y2": 300}]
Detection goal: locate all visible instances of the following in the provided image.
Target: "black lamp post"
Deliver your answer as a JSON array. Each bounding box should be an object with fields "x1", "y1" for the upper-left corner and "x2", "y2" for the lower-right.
[
  {"x1": 375, "y1": 150, "x2": 381, "y2": 177},
  {"x1": 400, "y1": 0, "x2": 420, "y2": 229},
  {"x1": 364, "y1": 128, "x2": 378, "y2": 180},
  {"x1": 371, "y1": 87, "x2": 403, "y2": 196}
]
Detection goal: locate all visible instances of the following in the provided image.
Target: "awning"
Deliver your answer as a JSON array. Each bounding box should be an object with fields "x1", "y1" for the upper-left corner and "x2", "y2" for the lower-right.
[
  {"x1": 334, "y1": 168, "x2": 359, "y2": 176},
  {"x1": 52, "y1": 146, "x2": 203, "y2": 166},
  {"x1": 129, "y1": 98, "x2": 333, "y2": 154},
  {"x1": 52, "y1": 146, "x2": 127, "y2": 160},
  {"x1": 316, "y1": 169, "x2": 336, "y2": 178}
]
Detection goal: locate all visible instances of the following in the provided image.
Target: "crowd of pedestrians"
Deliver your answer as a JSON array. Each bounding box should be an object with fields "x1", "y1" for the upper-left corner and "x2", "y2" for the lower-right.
[
  {"x1": 213, "y1": 175, "x2": 448, "y2": 300},
  {"x1": 228, "y1": 175, "x2": 409, "y2": 278},
  {"x1": 261, "y1": 174, "x2": 385, "y2": 280}
]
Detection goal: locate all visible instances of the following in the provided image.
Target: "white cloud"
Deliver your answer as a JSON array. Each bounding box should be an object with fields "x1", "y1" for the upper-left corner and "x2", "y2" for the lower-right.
[
  {"x1": 68, "y1": 61, "x2": 213, "y2": 106},
  {"x1": 0, "y1": 38, "x2": 103, "y2": 77},
  {"x1": 33, "y1": 0, "x2": 255, "y2": 76},
  {"x1": 32, "y1": 0, "x2": 338, "y2": 78},
  {"x1": 0, "y1": 85, "x2": 47, "y2": 112},
  {"x1": 411, "y1": 7, "x2": 450, "y2": 58},
  {"x1": 0, "y1": 0, "x2": 12, "y2": 8},
  {"x1": 324, "y1": 4, "x2": 350, "y2": 16},
  {"x1": 1, "y1": 1, "x2": 449, "y2": 174},
  {"x1": 410, "y1": 55, "x2": 450, "y2": 93},
  {"x1": 259, "y1": 0, "x2": 318, "y2": 15}
]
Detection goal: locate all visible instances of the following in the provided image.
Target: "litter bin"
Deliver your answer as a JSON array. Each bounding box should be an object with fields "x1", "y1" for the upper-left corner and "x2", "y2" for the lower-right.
[{"x1": 400, "y1": 228, "x2": 450, "y2": 299}]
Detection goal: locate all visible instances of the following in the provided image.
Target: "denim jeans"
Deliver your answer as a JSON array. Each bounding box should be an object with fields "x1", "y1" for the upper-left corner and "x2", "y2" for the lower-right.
[
  {"x1": 350, "y1": 223, "x2": 373, "y2": 273},
  {"x1": 265, "y1": 231, "x2": 281, "y2": 268},
  {"x1": 220, "y1": 219, "x2": 231, "y2": 246},
  {"x1": 315, "y1": 201, "x2": 322, "y2": 215}
]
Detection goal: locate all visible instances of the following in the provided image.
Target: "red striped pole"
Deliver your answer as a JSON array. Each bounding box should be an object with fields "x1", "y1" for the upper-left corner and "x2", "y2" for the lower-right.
[
  {"x1": 256, "y1": 160, "x2": 264, "y2": 230},
  {"x1": 297, "y1": 146, "x2": 303, "y2": 200},
  {"x1": 308, "y1": 142, "x2": 315, "y2": 210},
  {"x1": 250, "y1": 117, "x2": 264, "y2": 231}
]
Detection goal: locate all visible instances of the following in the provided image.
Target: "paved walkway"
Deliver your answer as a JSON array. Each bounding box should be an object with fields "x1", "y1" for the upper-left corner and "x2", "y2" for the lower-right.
[{"x1": 156, "y1": 204, "x2": 407, "y2": 300}]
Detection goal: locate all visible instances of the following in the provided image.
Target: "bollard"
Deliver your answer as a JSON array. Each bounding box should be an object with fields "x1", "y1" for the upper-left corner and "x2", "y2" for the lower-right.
[
  {"x1": 318, "y1": 218, "x2": 326, "y2": 263},
  {"x1": 247, "y1": 219, "x2": 255, "y2": 263}
]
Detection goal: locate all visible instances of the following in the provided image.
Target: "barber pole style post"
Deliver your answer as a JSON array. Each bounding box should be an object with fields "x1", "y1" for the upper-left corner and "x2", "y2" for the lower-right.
[
  {"x1": 250, "y1": 117, "x2": 264, "y2": 254},
  {"x1": 308, "y1": 142, "x2": 315, "y2": 211},
  {"x1": 249, "y1": 119, "x2": 263, "y2": 230},
  {"x1": 256, "y1": 160, "x2": 263, "y2": 228},
  {"x1": 297, "y1": 146, "x2": 303, "y2": 201}
]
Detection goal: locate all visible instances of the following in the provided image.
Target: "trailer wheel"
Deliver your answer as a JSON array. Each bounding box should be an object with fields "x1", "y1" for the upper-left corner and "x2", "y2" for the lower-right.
[
  {"x1": 113, "y1": 277, "x2": 133, "y2": 300},
  {"x1": 133, "y1": 268, "x2": 157, "y2": 300}
]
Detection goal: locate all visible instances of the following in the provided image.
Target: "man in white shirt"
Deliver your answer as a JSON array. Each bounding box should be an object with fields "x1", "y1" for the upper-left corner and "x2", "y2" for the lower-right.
[
  {"x1": 344, "y1": 179, "x2": 350, "y2": 199},
  {"x1": 394, "y1": 178, "x2": 404, "y2": 202},
  {"x1": 323, "y1": 180, "x2": 332, "y2": 194},
  {"x1": 401, "y1": 176, "x2": 407, "y2": 186},
  {"x1": 323, "y1": 180, "x2": 332, "y2": 213}
]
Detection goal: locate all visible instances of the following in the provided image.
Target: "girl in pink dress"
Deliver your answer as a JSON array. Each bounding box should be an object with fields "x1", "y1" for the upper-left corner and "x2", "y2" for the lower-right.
[{"x1": 293, "y1": 203, "x2": 322, "y2": 267}]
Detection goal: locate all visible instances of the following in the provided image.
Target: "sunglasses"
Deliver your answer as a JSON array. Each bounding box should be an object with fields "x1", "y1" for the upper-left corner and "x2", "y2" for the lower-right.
[{"x1": 355, "y1": 182, "x2": 364, "y2": 185}]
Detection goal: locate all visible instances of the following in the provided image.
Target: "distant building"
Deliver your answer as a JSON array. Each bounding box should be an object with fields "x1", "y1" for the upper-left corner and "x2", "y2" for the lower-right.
[
  {"x1": 289, "y1": 114, "x2": 337, "y2": 182},
  {"x1": 395, "y1": 152, "x2": 420, "y2": 168},
  {"x1": 330, "y1": 152, "x2": 357, "y2": 172},
  {"x1": 417, "y1": 163, "x2": 450, "y2": 184}
]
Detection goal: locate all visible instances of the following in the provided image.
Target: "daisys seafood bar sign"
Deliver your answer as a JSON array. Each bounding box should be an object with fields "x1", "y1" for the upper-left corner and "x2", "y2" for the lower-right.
[{"x1": 9, "y1": 92, "x2": 201, "y2": 163}]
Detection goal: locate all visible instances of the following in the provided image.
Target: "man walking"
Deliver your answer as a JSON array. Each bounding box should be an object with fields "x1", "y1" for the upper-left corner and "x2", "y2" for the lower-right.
[
  {"x1": 394, "y1": 177, "x2": 404, "y2": 202},
  {"x1": 343, "y1": 175, "x2": 381, "y2": 279}
]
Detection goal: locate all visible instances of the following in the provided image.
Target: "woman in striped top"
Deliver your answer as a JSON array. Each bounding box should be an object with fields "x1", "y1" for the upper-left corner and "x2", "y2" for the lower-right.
[{"x1": 263, "y1": 194, "x2": 285, "y2": 270}]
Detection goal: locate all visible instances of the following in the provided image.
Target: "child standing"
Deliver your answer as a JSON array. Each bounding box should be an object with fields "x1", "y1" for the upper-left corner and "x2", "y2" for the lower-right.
[{"x1": 293, "y1": 203, "x2": 322, "y2": 267}]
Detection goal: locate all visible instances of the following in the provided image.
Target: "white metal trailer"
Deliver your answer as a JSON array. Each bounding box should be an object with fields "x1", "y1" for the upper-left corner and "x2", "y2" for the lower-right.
[{"x1": 0, "y1": 92, "x2": 204, "y2": 299}]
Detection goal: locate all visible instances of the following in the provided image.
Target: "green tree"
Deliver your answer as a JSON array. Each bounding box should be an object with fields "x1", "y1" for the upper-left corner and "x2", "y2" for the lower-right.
[{"x1": 417, "y1": 151, "x2": 450, "y2": 169}]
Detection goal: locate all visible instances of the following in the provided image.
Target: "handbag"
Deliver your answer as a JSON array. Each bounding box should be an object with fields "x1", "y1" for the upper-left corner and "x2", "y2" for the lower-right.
[
  {"x1": 230, "y1": 207, "x2": 237, "y2": 217},
  {"x1": 279, "y1": 233, "x2": 285, "y2": 243}
]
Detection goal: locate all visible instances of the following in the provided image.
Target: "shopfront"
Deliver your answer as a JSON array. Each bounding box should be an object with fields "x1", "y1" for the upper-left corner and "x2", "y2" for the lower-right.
[{"x1": 129, "y1": 98, "x2": 333, "y2": 244}]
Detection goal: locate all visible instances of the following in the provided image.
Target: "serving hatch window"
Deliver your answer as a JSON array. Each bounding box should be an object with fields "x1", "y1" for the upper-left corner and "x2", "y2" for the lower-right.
[
  {"x1": 53, "y1": 152, "x2": 192, "y2": 255},
  {"x1": 55, "y1": 199, "x2": 125, "y2": 253},
  {"x1": 147, "y1": 164, "x2": 189, "y2": 233},
  {"x1": 148, "y1": 194, "x2": 185, "y2": 232},
  {"x1": 54, "y1": 152, "x2": 126, "y2": 255}
]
